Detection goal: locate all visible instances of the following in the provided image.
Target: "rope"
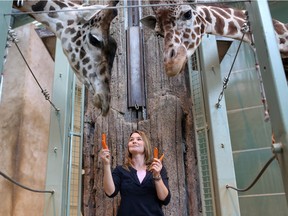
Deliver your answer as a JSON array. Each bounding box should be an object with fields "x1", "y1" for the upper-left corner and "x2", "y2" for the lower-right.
[
  {"x1": 216, "y1": 32, "x2": 246, "y2": 108},
  {"x1": 226, "y1": 154, "x2": 276, "y2": 192},
  {"x1": 0, "y1": 171, "x2": 54, "y2": 194},
  {"x1": 13, "y1": 42, "x2": 60, "y2": 112}
]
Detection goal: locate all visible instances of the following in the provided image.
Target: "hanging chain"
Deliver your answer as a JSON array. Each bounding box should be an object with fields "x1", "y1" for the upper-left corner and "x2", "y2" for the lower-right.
[
  {"x1": 9, "y1": 28, "x2": 60, "y2": 112},
  {"x1": 216, "y1": 21, "x2": 250, "y2": 108},
  {"x1": 250, "y1": 35, "x2": 270, "y2": 121}
]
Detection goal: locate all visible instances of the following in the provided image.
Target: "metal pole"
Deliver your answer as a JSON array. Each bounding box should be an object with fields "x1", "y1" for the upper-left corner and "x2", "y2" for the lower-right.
[{"x1": 245, "y1": 0, "x2": 288, "y2": 205}]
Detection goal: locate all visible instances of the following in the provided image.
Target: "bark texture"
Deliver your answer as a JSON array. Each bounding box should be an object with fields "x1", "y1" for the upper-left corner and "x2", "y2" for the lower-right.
[{"x1": 82, "y1": 1, "x2": 202, "y2": 215}]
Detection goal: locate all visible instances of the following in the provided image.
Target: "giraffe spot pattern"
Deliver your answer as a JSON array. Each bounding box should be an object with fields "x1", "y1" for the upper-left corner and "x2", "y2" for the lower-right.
[
  {"x1": 227, "y1": 21, "x2": 238, "y2": 35},
  {"x1": 31, "y1": 1, "x2": 47, "y2": 12},
  {"x1": 100, "y1": 66, "x2": 106, "y2": 75},
  {"x1": 71, "y1": 53, "x2": 76, "y2": 63},
  {"x1": 89, "y1": 72, "x2": 97, "y2": 78},
  {"x1": 74, "y1": 62, "x2": 80, "y2": 70},
  {"x1": 67, "y1": 43, "x2": 73, "y2": 52},
  {"x1": 183, "y1": 33, "x2": 190, "y2": 39},
  {"x1": 202, "y1": 8, "x2": 212, "y2": 24},
  {"x1": 48, "y1": 6, "x2": 59, "y2": 19},
  {"x1": 82, "y1": 68, "x2": 88, "y2": 77},
  {"x1": 83, "y1": 57, "x2": 90, "y2": 65},
  {"x1": 55, "y1": 1, "x2": 68, "y2": 9},
  {"x1": 80, "y1": 47, "x2": 86, "y2": 59},
  {"x1": 212, "y1": 11, "x2": 225, "y2": 35},
  {"x1": 56, "y1": 22, "x2": 64, "y2": 31}
]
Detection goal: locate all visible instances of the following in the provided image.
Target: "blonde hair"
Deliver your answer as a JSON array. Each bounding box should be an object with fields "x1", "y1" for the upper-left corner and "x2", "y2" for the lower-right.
[{"x1": 123, "y1": 130, "x2": 153, "y2": 170}]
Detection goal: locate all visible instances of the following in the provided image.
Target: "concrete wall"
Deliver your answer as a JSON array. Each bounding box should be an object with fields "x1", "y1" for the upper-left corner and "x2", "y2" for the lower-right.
[{"x1": 0, "y1": 24, "x2": 54, "y2": 216}]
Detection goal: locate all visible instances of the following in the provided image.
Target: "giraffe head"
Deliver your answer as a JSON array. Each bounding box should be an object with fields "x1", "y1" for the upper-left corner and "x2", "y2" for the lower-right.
[
  {"x1": 142, "y1": 0, "x2": 206, "y2": 77},
  {"x1": 64, "y1": 1, "x2": 119, "y2": 116},
  {"x1": 14, "y1": 0, "x2": 119, "y2": 116}
]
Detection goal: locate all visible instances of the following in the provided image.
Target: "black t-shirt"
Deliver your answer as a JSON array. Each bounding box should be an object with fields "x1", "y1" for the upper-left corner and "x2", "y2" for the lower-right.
[{"x1": 107, "y1": 165, "x2": 171, "y2": 216}]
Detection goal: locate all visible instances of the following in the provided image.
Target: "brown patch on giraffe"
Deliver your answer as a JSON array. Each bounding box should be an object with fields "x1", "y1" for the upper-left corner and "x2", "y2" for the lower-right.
[
  {"x1": 67, "y1": 20, "x2": 74, "y2": 25},
  {"x1": 227, "y1": 21, "x2": 238, "y2": 35},
  {"x1": 202, "y1": 8, "x2": 212, "y2": 24},
  {"x1": 185, "y1": 28, "x2": 191, "y2": 33},
  {"x1": 280, "y1": 38, "x2": 285, "y2": 44},
  {"x1": 234, "y1": 10, "x2": 246, "y2": 20},
  {"x1": 183, "y1": 33, "x2": 190, "y2": 39},
  {"x1": 165, "y1": 32, "x2": 173, "y2": 42},
  {"x1": 174, "y1": 37, "x2": 180, "y2": 43},
  {"x1": 212, "y1": 11, "x2": 225, "y2": 35},
  {"x1": 194, "y1": 27, "x2": 201, "y2": 35},
  {"x1": 48, "y1": 7, "x2": 58, "y2": 18},
  {"x1": 76, "y1": 40, "x2": 81, "y2": 46},
  {"x1": 200, "y1": 24, "x2": 205, "y2": 34},
  {"x1": 99, "y1": 66, "x2": 106, "y2": 75},
  {"x1": 83, "y1": 57, "x2": 90, "y2": 65},
  {"x1": 56, "y1": 22, "x2": 63, "y2": 32},
  {"x1": 196, "y1": 17, "x2": 202, "y2": 25},
  {"x1": 71, "y1": 31, "x2": 81, "y2": 42},
  {"x1": 196, "y1": 38, "x2": 200, "y2": 46},
  {"x1": 54, "y1": 1, "x2": 69, "y2": 9},
  {"x1": 74, "y1": 62, "x2": 80, "y2": 71},
  {"x1": 191, "y1": 33, "x2": 196, "y2": 40},
  {"x1": 80, "y1": 47, "x2": 86, "y2": 59},
  {"x1": 188, "y1": 43, "x2": 195, "y2": 50},
  {"x1": 89, "y1": 72, "x2": 97, "y2": 78},
  {"x1": 184, "y1": 41, "x2": 189, "y2": 47},
  {"x1": 82, "y1": 68, "x2": 88, "y2": 77},
  {"x1": 67, "y1": 43, "x2": 73, "y2": 52},
  {"x1": 31, "y1": 1, "x2": 47, "y2": 12}
]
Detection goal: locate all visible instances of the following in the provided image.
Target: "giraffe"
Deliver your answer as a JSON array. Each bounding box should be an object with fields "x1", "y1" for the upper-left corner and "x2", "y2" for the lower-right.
[
  {"x1": 13, "y1": 0, "x2": 119, "y2": 116},
  {"x1": 141, "y1": 0, "x2": 288, "y2": 77}
]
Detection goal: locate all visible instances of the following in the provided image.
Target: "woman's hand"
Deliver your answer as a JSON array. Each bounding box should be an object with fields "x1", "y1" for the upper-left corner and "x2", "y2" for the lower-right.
[
  {"x1": 150, "y1": 158, "x2": 163, "y2": 177},
  {"x1": 99, "y1": 149, "x2": 111, "y2": 166}
]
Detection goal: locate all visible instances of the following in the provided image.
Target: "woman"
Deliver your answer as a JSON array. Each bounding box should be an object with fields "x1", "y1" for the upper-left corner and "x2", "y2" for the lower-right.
[{"x1": 99, "y1": 130, "x2": 171, "y2": 216}]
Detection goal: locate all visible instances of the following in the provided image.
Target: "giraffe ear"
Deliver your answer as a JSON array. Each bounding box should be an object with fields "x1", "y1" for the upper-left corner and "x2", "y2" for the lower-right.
[{"x1": 140, "y1": 15, "x2": 157, "y2": 30}]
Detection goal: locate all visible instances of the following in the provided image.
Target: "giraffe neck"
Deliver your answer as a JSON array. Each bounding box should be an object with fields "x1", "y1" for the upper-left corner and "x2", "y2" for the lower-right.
[
  {"x1": 197, "y1": 5, "x2": 252, "y2": 44},
  {"x1": 15, "y1": 1, "x2": 104, "y2": 38}
]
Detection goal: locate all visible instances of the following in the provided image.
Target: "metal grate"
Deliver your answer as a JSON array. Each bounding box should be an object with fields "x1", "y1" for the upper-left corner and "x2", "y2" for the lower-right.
[
  {"x1": 68, "y1": 76, "x2": 85, "y2": 216},
  {"x1": 188, "y1": 53, "x2": 216, "y2": 216}
]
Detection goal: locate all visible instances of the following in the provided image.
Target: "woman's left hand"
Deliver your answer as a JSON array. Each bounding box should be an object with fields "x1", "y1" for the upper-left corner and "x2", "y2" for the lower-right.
[{"x1": 150, "y1": 158, "x2": 162, "y2": 176}]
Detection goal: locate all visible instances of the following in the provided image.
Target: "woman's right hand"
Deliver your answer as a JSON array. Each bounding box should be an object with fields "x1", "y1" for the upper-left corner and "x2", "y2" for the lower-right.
[{"x1": 99, "y1": 149, "x2": 111, "y2": 165}]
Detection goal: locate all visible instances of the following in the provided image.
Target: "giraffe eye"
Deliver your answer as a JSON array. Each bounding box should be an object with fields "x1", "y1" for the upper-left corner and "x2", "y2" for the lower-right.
[
  {"x1": 182, "y1": 10, "x2": 192, "y2": 20},
  {"x1": 89, "y1": 33, "x2": 103, "y2": 48}
]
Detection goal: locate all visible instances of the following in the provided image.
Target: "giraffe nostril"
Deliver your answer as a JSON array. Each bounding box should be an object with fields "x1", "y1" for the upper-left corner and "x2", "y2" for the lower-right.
[{"x1": 170, "y1": 49, "x2": 176, "y2": 59}]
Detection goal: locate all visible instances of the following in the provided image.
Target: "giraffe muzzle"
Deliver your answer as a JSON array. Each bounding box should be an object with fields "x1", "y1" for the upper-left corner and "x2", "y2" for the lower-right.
[
  {"x1": 164, "y1": 45, "x2": 187, "y2": 77},
  {"x1": 92, "y1": 93, "x2": 110, "y2": 116}
]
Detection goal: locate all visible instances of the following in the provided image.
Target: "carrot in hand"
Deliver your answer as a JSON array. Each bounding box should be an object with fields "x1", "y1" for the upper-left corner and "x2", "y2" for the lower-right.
[
  {"x1": 159, "y1": 154, "x2": 164, "y2": 162},
  {"x1": 153, "y1": 147, "x2": 158, "y2": 158},
  {"x1": 102, "y1": 133, "x2": 108, "y2": 149}
]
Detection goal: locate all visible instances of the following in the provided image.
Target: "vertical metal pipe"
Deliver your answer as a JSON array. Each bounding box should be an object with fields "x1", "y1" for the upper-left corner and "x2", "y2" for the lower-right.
[
  {"x1": 126, "y1": 0, "x2": 146, "y2": 108},
  {"x1": 245, "y1": 0, "x2": 288, "y2": 205}
]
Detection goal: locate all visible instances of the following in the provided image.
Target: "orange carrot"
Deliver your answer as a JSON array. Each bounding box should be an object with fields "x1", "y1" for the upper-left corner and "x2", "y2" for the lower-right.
[
  {"x1": 102, "y1": 133, "x2": 108, "y2": 149},
  {"x1": 153, "y1": 147, "x2": 158, "y2": 158},
  {"x1": 159, "y1": 154, "x2": 164, "y2": 162}
]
